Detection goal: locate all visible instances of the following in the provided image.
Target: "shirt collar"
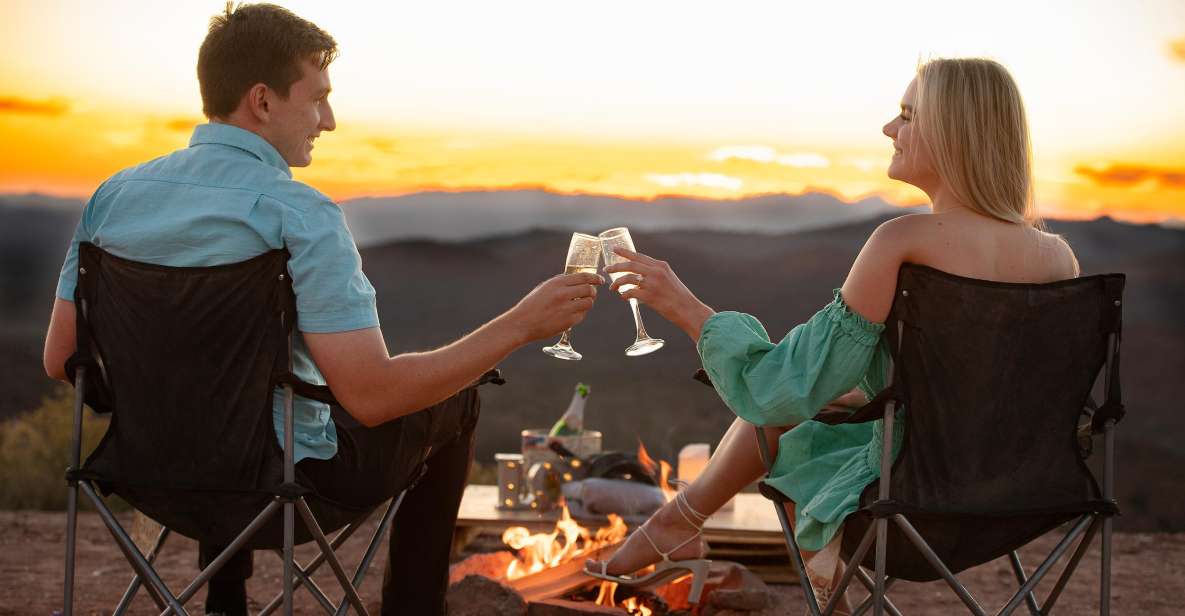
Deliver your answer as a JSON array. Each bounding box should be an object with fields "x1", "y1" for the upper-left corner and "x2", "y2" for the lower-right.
[{"x1": 189, "y1": 123, "x2": 292, "y2": 178}]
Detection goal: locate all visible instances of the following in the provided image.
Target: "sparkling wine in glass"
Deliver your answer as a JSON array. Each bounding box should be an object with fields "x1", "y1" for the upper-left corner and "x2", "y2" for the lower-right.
[
  {"x1": 598, "y1": 227, "x2": 665, "y2": 357},
  {"x1": 542, "y1": 233, "x2": 601, "y2": 361}
]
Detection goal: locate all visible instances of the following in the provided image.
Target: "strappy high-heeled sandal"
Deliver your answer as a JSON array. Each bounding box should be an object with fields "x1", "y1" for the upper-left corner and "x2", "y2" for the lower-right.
[
  {"x1": 803, "y1": 563, "x2": 853, "y2": 616},
  {"x1": 584, "y1": 492, "x2": 714, "y2": 604},
  {"x1": 805, "y1": 585, "x2": 853, "y2": 616}
]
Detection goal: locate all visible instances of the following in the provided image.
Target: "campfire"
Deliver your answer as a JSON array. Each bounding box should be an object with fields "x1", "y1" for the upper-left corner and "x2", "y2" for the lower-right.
[
  {"x1": 502, "y1": 502, "x2": 627, "y2": 581},
  {"x1": 502, "y1": 502, "x2": 667, "y2": 613},
  {"x1": 495, "y1": 443, "x2": 689, "y2": 614},
  {"x1": 448, "y1": 442, "x2": 780, "y2": 615},
  {"x1": 447, "y1": 443, "x2": 782, "y2": 611}
]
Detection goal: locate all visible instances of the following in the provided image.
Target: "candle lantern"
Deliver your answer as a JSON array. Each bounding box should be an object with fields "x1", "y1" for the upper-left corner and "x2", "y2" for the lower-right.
[{"x1": 496, "y1": 453, "x2": 525, "y2": 510}]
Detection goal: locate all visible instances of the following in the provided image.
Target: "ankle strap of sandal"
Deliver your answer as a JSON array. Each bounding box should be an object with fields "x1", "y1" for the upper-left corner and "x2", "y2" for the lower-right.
[{"x1": 676, "y1": 492, "x2": 709, "y2": 529}]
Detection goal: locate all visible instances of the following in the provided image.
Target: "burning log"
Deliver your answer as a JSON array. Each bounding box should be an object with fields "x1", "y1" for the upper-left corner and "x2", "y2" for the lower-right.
[
  {"x1": 508, "y1": 541, "x2": 622, "y2": 603},
  {"x1": 527, "y1": 598, "x2": 630, "y2": 615}
]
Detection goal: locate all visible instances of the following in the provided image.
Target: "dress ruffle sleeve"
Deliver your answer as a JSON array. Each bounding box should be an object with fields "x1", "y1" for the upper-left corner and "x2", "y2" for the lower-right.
[{"x1": 697, "y1": 290, "x2": 885, "y2": 427}]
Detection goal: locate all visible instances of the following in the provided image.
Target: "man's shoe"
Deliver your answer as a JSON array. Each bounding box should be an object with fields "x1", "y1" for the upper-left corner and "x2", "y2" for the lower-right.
[{"x1": 205, "y1": 578, "x2": 248, "y2": 616}]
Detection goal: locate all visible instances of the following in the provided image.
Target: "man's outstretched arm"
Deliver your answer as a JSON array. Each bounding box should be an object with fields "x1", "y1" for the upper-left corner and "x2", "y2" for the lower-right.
[
  {"x1": 305, "y1": 271, "x2": 601, "y2": 427},
  {"x1": 43, "y1": 272, "x2": 601, "y2": 427}
]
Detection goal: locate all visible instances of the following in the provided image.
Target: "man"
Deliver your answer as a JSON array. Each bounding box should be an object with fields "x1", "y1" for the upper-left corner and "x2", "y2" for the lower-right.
[{"x1": 42, "y1": 4, "x2": 601, "y2": 615}]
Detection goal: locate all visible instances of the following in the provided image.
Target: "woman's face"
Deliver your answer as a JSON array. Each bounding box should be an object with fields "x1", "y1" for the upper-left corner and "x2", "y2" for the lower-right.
[{"x1": 883, "y1": 78, "x2": 939, "y2": 192}]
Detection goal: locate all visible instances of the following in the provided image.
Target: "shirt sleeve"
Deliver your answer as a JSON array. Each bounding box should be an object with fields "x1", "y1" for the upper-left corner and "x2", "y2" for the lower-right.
[
  {"x1": 696, "y1": 290, "x2": 886, "y2": 426},
  {"x1": 55, "y1": 187, "x2": 103, "y2": 301},
  {"x1": 280, "y1": 196, "x2": 380, "y2": 333}
]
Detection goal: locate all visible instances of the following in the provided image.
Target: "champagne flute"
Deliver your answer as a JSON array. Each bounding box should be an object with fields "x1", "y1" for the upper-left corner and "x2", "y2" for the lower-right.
[
  {"x1": 542, "y1": 233, "x2": 602, "y2": 360},
  {"x1": 598, "y1": 227, "x2": 665, "y2": 356}
]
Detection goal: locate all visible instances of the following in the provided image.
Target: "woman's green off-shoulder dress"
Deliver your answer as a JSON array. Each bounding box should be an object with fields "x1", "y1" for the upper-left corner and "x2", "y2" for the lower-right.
[{"x1": 696, "y1": 290, "x2": 903, "y2": 551}]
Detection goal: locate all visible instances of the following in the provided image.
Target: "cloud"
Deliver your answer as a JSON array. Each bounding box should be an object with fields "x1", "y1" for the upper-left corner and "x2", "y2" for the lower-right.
[
  {"x1": 645, "y1": 172, "x2": 743, "y2": 191},
  {"x1": 1075, "y1": 163, "x2": 1185, "y2": 189},
  {"x1": 845, "y1": 157, "x2": 884, "y2": 172},
  {"x1": 1171, "y1": 37, "x2": 1185, "y2": 63},
  {"x1": 0, "y1": 96, "x2": 69, "y2": 116},
  {"x1": 708, "y1": 145, "x2": 830, "y2": 168}
]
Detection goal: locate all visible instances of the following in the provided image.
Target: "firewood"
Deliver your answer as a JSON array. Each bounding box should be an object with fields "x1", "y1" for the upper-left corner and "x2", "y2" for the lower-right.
[{"x1": 508, "y1": 542, "x2": 622, "y2": 603}]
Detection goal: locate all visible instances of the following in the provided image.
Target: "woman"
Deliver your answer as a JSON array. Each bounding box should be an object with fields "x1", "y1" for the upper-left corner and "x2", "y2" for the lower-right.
[{"x1": 584, "y1": 58, "x2": 1080, "y2": 612}]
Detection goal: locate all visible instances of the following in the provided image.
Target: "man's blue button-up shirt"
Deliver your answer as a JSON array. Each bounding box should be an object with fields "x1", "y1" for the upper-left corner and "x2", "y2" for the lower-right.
[{"x1": 56, "y1": 122, "x2": 380, "y2": 462}]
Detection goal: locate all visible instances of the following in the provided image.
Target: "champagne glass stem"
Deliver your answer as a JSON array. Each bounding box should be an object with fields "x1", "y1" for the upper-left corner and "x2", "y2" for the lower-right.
[
  {"x1": 556, "y1": 328, "x2": 573, "y2": 348},
  {"x1": 628, "y1": 298, "x2": 650, "y2": 341}
]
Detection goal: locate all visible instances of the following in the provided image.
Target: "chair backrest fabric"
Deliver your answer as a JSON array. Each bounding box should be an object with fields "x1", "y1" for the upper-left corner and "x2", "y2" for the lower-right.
[
  {"x1": 71, "y1": 242, "x2": 294, "y2": 541},
  {"x1": 842, "y1": 263, "x2": 1124, "y2": 580}
]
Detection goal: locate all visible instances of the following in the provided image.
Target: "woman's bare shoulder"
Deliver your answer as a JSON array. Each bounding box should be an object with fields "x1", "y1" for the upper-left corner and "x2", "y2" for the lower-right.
[
  {"x1": 1038, "y1": 229, "x2": 1081, "y2": 278},
  {"x1": 868, "y1": 213, "x2": 935, "y2": 247}
]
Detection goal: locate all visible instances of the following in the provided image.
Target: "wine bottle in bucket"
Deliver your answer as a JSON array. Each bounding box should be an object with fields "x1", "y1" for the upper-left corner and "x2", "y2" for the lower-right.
[{"x1": 548, "y1": 382, "x2": 589, "y2": 436}]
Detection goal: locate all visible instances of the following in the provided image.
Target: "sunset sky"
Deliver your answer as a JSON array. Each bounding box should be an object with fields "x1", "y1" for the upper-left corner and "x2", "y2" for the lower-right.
[{"x1": 2, "y1": 0, "x2": 1184, "y2": 222}]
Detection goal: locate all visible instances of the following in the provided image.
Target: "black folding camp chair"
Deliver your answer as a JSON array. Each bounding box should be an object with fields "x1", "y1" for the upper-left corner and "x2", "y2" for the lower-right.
[
  {"x1": 61, "y1": 242, "x2": 502, "y2": 615},
  {"x1": 771, "y1": 264, "x2": 1125, "y2": 616},
  {"x1": 700, "y1": 263, "x2": 1125, "y2": 616}
]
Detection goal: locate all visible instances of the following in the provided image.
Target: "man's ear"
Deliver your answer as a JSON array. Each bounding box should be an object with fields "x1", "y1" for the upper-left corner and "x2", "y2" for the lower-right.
[{"x1": 245, "y1": 83, "x2": 271, "y2": 123}]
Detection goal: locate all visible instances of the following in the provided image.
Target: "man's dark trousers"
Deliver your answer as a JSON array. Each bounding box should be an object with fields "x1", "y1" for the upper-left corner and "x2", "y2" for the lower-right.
[{"x1": 200, "y1": 389, "x2": 481, "y2": 616}]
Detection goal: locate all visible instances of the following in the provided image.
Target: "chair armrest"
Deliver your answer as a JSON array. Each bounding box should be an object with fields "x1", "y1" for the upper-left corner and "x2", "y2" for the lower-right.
[{"x1": 816, "y1": 388, "x2": 899, "y2": 424}]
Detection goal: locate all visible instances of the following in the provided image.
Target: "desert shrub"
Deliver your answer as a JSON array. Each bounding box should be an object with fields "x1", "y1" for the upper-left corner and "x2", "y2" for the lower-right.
[{"x1": 0, "y1": 386, "x2": 123, "y2": 510}]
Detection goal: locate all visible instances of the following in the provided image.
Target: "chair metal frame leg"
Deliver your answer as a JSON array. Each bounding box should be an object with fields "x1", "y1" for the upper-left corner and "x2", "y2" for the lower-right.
[
  {"x1": 1100, "y1": 421, "x2": 1115, "y2": 616},
  {"x1": 281, "y1": 560, "x2": 339, "y2": 615},
  {"x1": 1005, "y1": 551, "x2": 1041, "y2": 616},
  {"x1": 1040, "y1": 516, "x2": 1100, "y2": 614},
  {"x1": 1099, "y1": 331, "x2": 1118, "y2": 616},
  {"x1": 890, "y1": 514, "x2": 987, "y2": 616},
  {"x1": 113, "y1": 526, "x2": 171, "y2": 615},
  {"x1": 825, "y1": 525, "x2": 876, "y2": 616},
  {"x1": 168, "y1": 499, "x2": 284, "y2": 611},
  {"x1": 995, "y1": 515, "x2": 1093, "y2": 616},
  {"x1": 296, "y1": 498, "x2": 371, "y2": 615},
  {"x1": 63, "y1": 366, "x2": 87, "y2": 616},
  {"x1": 334, "y1": 491, "x2": 404, "y2": 616},
  {"x1": 850, "y1": 572, "x2": 901, "y2": 616},
  {"x1": 754, "y1": 425, "x2": 822, "y2": 616},
  {"x1": 80, "y1": 481, "x2": 188, "y2": 615},
  {"x1": 283, "y1": 374, "x2": 296, "y2": 616},
  {"x1": 260, "y1": 519, "x2": 366, "y2": 616},
  {"x1": 872, "y1": 382, "x2": 896, "y2": 616},
  {"x1": 258, "y1": 491, "x2": 404, "y2": 616}
]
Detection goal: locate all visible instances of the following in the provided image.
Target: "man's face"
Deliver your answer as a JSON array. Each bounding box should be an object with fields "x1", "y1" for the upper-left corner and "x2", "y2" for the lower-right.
[{"x1": 260, "y1": 58, "x2": 336, "y2": 167}]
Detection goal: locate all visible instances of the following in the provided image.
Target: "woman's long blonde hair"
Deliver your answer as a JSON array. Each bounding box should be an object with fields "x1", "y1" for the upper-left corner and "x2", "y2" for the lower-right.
[{"x1": 914, "y1": 58, "x2": 1039, "y2": 226}]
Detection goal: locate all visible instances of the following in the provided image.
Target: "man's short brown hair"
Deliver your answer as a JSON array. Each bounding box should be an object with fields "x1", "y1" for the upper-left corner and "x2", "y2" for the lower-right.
[{"x1": 197, "y1": 2, "x2": 338, "y2": 119}]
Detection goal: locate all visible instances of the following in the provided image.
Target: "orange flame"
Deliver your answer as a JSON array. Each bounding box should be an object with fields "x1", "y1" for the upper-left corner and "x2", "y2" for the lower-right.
[
  {"x1": 502, "y1": 500, "x2": 628, "y2": 581},
  {"x1": 623, "y1": 597, "x2": 654, "y2": 616},
  {"x1": 636, "y1": 441, "x2": 677, "y2": 502},
  {"x1": 596, "y1": 582, "x2": 654, "y2": 616},
  {"x1": 500, "y1": 444, "x2": 677, "y2": 615}
]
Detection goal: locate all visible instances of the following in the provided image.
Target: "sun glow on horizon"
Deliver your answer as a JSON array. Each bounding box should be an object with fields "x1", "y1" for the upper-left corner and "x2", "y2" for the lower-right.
[{"x1": 2, "y1": 0, "x2": 1184, "y2": 223}]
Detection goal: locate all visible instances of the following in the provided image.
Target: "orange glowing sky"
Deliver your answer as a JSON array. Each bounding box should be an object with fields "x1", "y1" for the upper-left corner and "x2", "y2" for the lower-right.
[{"x1": 2, "y1": 0, "x2": 1184, "y2": 222}]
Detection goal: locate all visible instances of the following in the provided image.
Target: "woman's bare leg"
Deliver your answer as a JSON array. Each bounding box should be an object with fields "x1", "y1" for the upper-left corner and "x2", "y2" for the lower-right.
[
  {"x1": 683, "y1": 418, "x2": 849, "y2": 611},
  {"x1": 681, "y1": 416, "x2": 784, "y2": 515},
  {"x1": 592, "y1": 417, "x2": 816, "y2": 575}
]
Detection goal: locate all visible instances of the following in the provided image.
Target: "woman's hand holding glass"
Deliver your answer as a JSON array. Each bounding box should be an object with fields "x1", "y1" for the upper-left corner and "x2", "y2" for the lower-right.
[
  {"x1": 598, "y1": 227, "x2": 666, "y2": 356},
  {"x1": 602, "y1": 247, "x2": 716, "y2": 343}
]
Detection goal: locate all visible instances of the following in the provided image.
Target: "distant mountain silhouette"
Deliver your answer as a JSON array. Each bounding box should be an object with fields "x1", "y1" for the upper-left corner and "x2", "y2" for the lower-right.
[
  {"x1": 2, "y1": 191, "x2": 1182, "y2": 531},
  {"x1": 341, "y1": 189, "x2": 918, "y2": 246}
]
